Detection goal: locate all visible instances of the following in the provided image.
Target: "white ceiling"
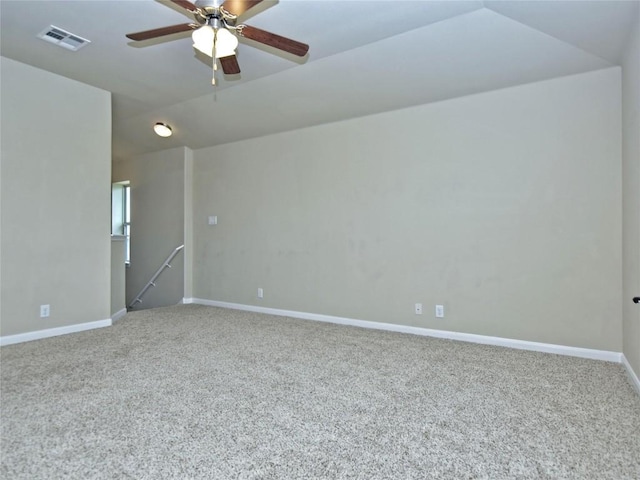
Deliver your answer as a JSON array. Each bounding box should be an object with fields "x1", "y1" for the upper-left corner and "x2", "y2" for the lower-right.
[{"x1": 1, "y1": 0, "x2": 638, "y2": 160}]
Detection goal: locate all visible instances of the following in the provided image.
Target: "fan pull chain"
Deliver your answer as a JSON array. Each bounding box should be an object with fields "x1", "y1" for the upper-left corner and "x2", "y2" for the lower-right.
[{"x1": 212, "y1": 30, "x2": 218, "y2": 86}]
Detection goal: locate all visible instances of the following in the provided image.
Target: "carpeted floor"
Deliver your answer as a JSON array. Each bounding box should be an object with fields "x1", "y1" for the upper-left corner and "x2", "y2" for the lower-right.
[{"x1": 1, "y1": 304, "x2": 639, "y2": 479}]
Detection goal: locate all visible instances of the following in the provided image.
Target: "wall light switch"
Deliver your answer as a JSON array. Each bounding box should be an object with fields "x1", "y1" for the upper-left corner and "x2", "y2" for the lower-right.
[{"x1": 208, "y1": 215, "x2": 218, "y2": 225}]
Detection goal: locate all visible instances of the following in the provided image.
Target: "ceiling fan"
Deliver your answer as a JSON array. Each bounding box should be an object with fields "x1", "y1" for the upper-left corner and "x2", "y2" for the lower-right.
[{"x1": 126, "y1": 0, "x2": 309, "y2": 82}]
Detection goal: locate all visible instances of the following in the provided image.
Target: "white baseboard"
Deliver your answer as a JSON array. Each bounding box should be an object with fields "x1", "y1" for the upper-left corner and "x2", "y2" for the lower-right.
[
  {"x1": 111, "y1": 308, "x2": 127, "y2": 323},
  {"x1": 622, "y1": 354, "x2": 640, "y2": 394},
  {"x1": 0, "y1": 319, "x2": 112, "y2": 347},
  {"x1": 190, "y1": 298, "x2": 622, "y2": 363}
]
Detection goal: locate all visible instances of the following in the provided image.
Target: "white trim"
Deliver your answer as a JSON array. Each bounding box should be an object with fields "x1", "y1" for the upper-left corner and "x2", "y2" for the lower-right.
[
  {"x1": 111, "y1": 308, "x2": 127, "y2": 323},
  {"x1": 182, "y1": 297, "x2": 194, "y2": 304},
  {"x1": 622, "y1": 354, "x2": 640, "y2": 393},
  {"x1": 191, "y1": 298, "x2": 622, "y2": 363},
  {"x1": 0, "y1": 319, "x2": 112, "y2": 346}
]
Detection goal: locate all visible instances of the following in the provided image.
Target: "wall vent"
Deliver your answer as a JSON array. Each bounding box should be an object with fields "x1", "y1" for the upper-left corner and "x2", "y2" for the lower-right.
[{"x1": 37, "y1": 26, "x2": 90, "y2": 51}]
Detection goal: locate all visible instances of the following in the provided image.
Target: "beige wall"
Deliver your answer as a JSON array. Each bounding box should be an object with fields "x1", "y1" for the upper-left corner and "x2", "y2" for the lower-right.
[
  {"x1": 111, "y1": 237, "x2": 126, "y2": 317},
  {"x1": 0, "y1": 57, "x2": 111, "y2": 336},
  {"x1": 192, "y1": 67, "x2": 622, "y2": 351},
  {"x1": 112, "y1": 147, "x2": 189, "y2": 309},
  {"x1": 622, "y1": 20, "x2": 640, "y2": 377}
]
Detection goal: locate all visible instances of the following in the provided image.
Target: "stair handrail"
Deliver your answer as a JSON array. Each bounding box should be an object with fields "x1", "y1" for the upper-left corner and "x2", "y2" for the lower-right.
[{"x1": 128, "y1": 244, "x2": 184, "y2": 310}]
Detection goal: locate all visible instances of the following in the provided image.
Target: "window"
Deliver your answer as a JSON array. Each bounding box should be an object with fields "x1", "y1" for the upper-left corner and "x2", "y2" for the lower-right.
[
  {"x1": 123, "y1": 184, "x2": 131, "y2": 264},
  {"x1": 112, "y1": 181, "x2": 131, "y2": 264}
]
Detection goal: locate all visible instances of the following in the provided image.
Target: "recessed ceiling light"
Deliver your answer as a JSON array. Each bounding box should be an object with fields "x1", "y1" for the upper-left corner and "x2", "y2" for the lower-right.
[{"x1": 153, "y1": 122, "x2": 172, "y2": 137}]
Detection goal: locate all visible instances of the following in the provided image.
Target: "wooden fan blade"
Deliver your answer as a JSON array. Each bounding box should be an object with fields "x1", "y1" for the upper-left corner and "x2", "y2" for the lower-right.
[
  {"x1": 238, "y1": 25, "x2": 309, "y2": 57},
  {"x1": 169, "y1": 0, "x2": 200, "y2": 13},
  {"x1": 219, "y1": 55, "x2": 241, "y2": 74},
  {"x1": 126, "y1": 23, "x2": 199, "y2": 41},
  {"x1": 222, "y1": 0, "x2": 264, "y2": 17}
]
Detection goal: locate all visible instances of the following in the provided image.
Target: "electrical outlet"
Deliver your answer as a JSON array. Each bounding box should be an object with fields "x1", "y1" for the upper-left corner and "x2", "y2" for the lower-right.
[
  {"x1": 258, "y1": 288, "x2": 263, "y2": 299},
  {"x1": 40, "y1": 304, "x2": 50, "y2": 318},
  {"x1": 415, "y1": 303, "x2": 423, "y2": 315},
  {"x1": 435, "y1": 305, "x2": 444, "y2": 318}
]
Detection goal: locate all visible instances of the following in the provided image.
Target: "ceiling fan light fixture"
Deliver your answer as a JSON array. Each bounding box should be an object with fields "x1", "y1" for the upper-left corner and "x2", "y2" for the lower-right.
[
  {"x1": 214, "y1": 27, "x2": 238, "y2": 58},
  {"x1": 153, "y1": 122, "x2": 173, "y2": 137},
  {"x1": 192, "y1": 25, "x2": 215, "y2": 55},
  {"x1": 192, "y1": 23, "x2": 238, "y2": 58}
]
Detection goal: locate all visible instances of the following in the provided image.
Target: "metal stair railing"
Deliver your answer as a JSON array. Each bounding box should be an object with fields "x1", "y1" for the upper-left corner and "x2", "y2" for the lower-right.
[{"x1": 128, "y1": 244, "x2": 184, "y2": 310}]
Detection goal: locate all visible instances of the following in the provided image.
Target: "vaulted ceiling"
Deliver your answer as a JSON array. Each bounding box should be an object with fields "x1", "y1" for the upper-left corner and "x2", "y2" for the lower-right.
[{"x1": 1, "y1": 0, "x2": 638, "y2": 160}]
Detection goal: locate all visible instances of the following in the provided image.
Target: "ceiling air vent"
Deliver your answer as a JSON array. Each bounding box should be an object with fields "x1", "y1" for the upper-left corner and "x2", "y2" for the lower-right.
[{"x1": 37, "y1": 26, "x2": 90, "y2": 51}]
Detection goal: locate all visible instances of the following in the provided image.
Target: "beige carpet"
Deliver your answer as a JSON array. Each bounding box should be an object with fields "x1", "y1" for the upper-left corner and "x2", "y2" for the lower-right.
[{"x1": 1, "y1": 304, "x2": 639, "y2": 479}]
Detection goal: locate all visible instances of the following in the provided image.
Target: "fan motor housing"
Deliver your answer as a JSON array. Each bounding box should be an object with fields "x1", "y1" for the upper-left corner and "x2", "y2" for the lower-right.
[{"x1": 195, "y1": 0, "x2": 224, "y2": 13}]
